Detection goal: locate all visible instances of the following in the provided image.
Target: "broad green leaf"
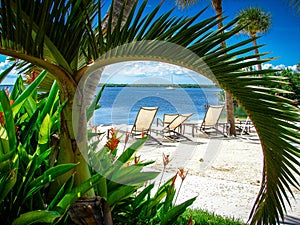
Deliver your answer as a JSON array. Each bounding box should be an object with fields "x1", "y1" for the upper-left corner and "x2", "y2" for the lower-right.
[
  {"x1": 132, "y1": 183, "x2": 155, "y2": 209},
  {"x1": 0, "y1": 159, "x2": 12, "y2": 174},
  {"x1": 0, "y1": 168, "x2": 17, "y2": 202},
  {"x1": 12, "y1": 70, "x2": 47, "y2": 116},
  {"x1": 161, "y1": 196, "x2": 197, "y2": 225},
  {"x1": 27, "y1": 164, "x2": 76, "y2": 194},
  {"x1": 109, "y1": 165, "x2": 159, "y2": 186},
  {"x1": 117, "y1": 137, "x2": 148, "y2": 164},
  {"x1": 19, "y1": 109, "x2": 39, "y2": 145},
  {"x1": 12, "y1": 210, "x2": 61, "y2": 225},
  {"x1": 107, "y1": 185, "x2": 137, "y2": 206},
  {"x1": 47, "y1": 174, "x2": 74, "y2": 211},
  {"x1": 38, "y1": 81, "x2": 59, "y2": 124},
  {"x1": 9, "y1": 76, "x2": 24, "y2": 103},
  {"x1": 89, "y1": 147, "x2": 113, "y2": 174},
  {"x1": 0, "y1": 90, "x2": 17, "y2": 153},
  {"x1": 163, "y1": 184, "x2": 176, "y2": 213},
  {"x1": 0, "y1": 150, "x2": 15, "y2": 163},
  {"x1": 0, "y1": 125, "x2": 10, "y2": 154},
  {"x1": 36, "y1": 148, "x2": 52, "y2": 166},
  {"x1": 96, "y1": 175, "x2": 107, "y2": 200},
  {"x1": 38, "y1": 114, "x2": 52, "y2": 153}
]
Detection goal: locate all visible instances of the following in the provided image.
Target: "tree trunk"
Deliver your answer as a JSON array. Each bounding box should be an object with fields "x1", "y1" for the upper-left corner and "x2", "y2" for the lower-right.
[
  {"x1": 251, "y1": 33, "x2": 262, "y2": 71},
  {"x1": 68, "y1": 197, "x2": 113, "y2": 225},
  {"x1": 49, "y1": 75, "x2": 94, "y2": 198},
  {"x1": 213, "y1": 0, "x2": 236, "y2": 136},
  {"x1": 102, "y1": 0, "x2": 137, "y2": 32},
  {"x1": 225, "y1": 91, "x2": 235, "y2": 135}
]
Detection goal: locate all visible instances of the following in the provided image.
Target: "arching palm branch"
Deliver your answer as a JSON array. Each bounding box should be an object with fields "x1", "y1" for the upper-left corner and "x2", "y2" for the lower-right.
[
  {"x1": 0, "y1": 1, "x2": 299, "y2": 224},
  {"x1": 289, "y1": 0, "x2": 300, "y2": 10}
]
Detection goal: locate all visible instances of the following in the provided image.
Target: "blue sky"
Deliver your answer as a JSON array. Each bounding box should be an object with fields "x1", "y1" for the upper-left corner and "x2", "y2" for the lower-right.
[
  {"x1": 101, "y1": 0, "x2": 300, "y2": 84},
  {"x1": 159, "y1": 0, "x2": 300, "y2": 66},
  {"x1": 1, "y1": 0, "x2": 299, "y2": 84}
]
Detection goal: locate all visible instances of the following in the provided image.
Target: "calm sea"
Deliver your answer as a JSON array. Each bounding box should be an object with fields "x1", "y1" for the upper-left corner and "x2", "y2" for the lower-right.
[
  {"x1": 91, "y1": 87, "x2": 223, "y2": 125},
  {"x1": 0, "y1": 85, "x2": 223, "y2": 125}
]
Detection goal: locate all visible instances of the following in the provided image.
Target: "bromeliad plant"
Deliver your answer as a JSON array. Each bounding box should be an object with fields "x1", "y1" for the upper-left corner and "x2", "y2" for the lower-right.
[
  {"x1": 0, "y1": 70, "x2": 78, "y2": 224},
  {"x1": 112, "y1": 174, "x2": 196, "y2": 225},
  {"x1": 88, "y1": 128, "x2": 196, "y2": 225}
]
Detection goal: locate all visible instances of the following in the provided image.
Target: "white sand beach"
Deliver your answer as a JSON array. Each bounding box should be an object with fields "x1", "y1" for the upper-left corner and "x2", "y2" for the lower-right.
[{"x1": 93, "y1": 124, "x2": 300, "y2": 223}]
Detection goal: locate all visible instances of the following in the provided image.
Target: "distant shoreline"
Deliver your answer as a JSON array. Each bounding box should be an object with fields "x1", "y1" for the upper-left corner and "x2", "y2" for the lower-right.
[
  {"x1": 99, "y1": 83, "x2": 218, "y2": 88},
  {"x1": 0, "y1": 84, "x2": 219, "y2": 89}
]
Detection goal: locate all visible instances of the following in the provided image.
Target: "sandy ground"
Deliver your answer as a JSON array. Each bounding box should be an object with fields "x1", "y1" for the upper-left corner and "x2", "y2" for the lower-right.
[{"x1": 93, "y1": 124, "x2": 300, "y2": 224}]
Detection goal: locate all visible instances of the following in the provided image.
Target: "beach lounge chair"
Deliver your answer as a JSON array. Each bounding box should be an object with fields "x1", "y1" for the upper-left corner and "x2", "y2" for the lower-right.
[
  {"x1": 235, "y1": 116, "x2": 254, "y2": 135},
  {"x1": 156, "y1": 113, "x2": 179, "y2": 127},
  {"x1": 131, "y1": 107, "x2": 161, "y2": 144},
  {"x1": 154, "y1": 113, "x2": 193, "y2": 142},
  {"x1": 192, "y1": 105, "x2": 225, "y2": 136}
]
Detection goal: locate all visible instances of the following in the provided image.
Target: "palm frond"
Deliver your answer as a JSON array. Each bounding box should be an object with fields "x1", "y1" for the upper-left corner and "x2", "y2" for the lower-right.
[
  {"x1": 85, "y1": 2, "x2": 299, "y2": 224},
  {"x1": 0, "y1": 1, "x2": 299, "y2": 224}
]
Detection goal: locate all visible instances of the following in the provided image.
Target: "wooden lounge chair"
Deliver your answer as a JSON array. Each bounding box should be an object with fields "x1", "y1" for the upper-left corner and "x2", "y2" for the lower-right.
[
  {"x1": 154, "y1": 113, "x2": 193, "y2": 142},
  {"x1": 192, "y1": 105, "x2": 225, "y2": 136},
  {"x1": 131, "y1": 106, "x2": 161, "y2": 144},
  {"x1": 156, "y1": 113, "x2": 179, "y2": 127}
]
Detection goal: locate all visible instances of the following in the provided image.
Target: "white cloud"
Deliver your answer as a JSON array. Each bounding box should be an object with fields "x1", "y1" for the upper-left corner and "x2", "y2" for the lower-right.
[
  {"x1": 101, "y1": 61, "x2": 213, "y2": 84},
  {"x1": 262, "y1": 63, "x2": 299, "y2": 72}
]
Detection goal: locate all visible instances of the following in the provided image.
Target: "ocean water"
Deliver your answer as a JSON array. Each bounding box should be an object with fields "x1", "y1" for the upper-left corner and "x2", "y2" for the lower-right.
[
  {"x1": 91, "y1": 87, "x2": 223, "y2": 125},
  {"x1": 0, "y1": 85, "x2": 223, "y2": 125}
]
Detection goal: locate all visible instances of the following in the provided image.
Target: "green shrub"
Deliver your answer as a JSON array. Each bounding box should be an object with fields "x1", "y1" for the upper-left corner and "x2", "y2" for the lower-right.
[
  {"x1": 88, "y1": 128, "x2": 197, "y2": 225},
  {"x1": 178, "y1": 209, "x2": 246, "y2": 225},
  {"x1": 264, "y1": 69, "x2": 300, "y2": 104},
  {"x1": 0, "y1": 72, "x2": 78, "y2": 224}
]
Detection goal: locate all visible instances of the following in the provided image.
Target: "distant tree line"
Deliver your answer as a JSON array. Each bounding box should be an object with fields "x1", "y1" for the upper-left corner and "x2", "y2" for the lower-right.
[{"x1": 98, "y1": 83, "x2": 218, "y2": 88}]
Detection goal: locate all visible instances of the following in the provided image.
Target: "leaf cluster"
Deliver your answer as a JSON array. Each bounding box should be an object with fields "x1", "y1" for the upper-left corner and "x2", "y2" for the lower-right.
[{"x1": 0, "y1": 69, "x2": 77, "y2": 224}]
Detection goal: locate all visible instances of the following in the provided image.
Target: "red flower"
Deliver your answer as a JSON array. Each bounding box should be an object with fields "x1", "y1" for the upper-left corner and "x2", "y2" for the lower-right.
[
  {"x1": 105, "y1": 136, "x2": 119, "y2": 153},
  {"x1": 105, "y1": 128, "x2": 120, "y2": 153},
  {"x1": 171, "y1": 173, "x2": 177, "y2": 187},
  {"x1": 24, "y1": 71, "x2": 39, "y2": 84},
  {"x1": 163, "y1": 153, "x2": 170, "y2": 167},
  {"x1": 178, "y1": 168, "x2": 188, "y2": 181},
  {"x1": 0, "y1": 112, "x2": 4, "y2": 126}
]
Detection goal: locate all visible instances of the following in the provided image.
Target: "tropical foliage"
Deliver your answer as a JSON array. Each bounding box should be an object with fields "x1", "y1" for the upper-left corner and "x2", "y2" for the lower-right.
[
  {"x1": 0, "y1": 70, "x2": 75, "y2": 224},
  {"x1": 0, "y1": 72, "x2": 195, "y2": 224},
  {"x1": 88, "y1": 128, "x2": 196, "y2": 225},
  {"x1": 0, "y1": 1, "x2": 299, "y2": 224},
  {"x1": 263, "y1": 69, "x2": 300, "y2": 104},
  {"x1": 237, "y1": 7, "x2": 271, "y2": 37}
]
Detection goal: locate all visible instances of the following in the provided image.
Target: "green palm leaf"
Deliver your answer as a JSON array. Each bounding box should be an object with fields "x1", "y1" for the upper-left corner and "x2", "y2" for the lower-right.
[{"x1": 0, "y1": 1, "x2": 299, "y2": 224}]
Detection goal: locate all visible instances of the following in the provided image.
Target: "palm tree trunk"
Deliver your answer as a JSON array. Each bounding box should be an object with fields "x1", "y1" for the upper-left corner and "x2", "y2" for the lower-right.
[
  {"x1": 49, "y1": 74, "x2": 95, "y2": 198},
  {"x1": 102, "y1": 0, "x2": 137, "y2": 31},
  {"x1": 212, "y1": 0, "x2": 236, "y2": 136},
  {"x1": 251, "y1": 33, "x2": 262, "y2": 71}
]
